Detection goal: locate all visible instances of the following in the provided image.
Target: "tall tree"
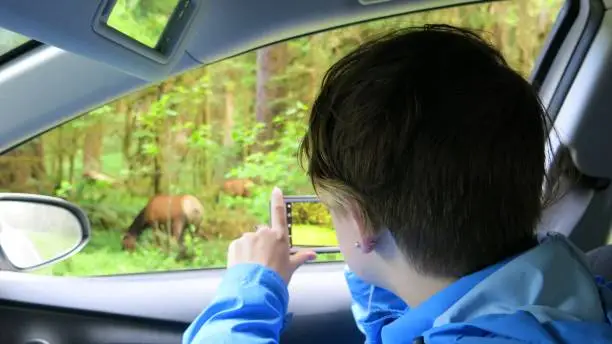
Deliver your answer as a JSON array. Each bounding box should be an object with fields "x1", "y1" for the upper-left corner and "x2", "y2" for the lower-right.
[
  {"x1": 82, "y1": 119, "x2": 104, "y2": 173},
  {"x1": 0, "y1": 140, "x2": 47, "y2": 193},
  {"x1": 255, "y1": 43, "x2": 289, "y2": 146}
]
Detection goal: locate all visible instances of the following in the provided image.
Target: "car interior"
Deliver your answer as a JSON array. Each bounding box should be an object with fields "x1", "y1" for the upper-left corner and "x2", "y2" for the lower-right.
[{"x1": 0, "y1": 0, "x2": 612, "y2": 343}]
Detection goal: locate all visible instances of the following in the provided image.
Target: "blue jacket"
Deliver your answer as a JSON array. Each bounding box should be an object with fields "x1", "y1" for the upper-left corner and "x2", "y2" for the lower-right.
[{"x1": 183, "y1": 233, "x2": 612, "y2": 343}]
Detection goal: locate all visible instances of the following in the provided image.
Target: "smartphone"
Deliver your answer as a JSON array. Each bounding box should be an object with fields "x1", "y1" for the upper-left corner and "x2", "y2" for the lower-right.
[{"x1": 273, "y1": 195, "x2": 340, "y2": 254}]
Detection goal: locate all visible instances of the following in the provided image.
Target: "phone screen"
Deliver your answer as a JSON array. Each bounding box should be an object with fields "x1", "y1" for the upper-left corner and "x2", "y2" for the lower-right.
[{"x1": 282, "y1": 196, "x2": 339, "y2": 253}]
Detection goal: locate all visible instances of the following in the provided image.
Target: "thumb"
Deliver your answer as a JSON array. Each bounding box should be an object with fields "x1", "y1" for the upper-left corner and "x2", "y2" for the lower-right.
[{"x1": 289, "y1": 250, "x2": 317, "y2": 271}]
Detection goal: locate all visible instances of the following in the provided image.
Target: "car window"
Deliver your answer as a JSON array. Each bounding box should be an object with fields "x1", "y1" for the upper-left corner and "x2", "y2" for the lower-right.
[{"x1": 0, "y1": 0, "x2": 564, "y2": 276}]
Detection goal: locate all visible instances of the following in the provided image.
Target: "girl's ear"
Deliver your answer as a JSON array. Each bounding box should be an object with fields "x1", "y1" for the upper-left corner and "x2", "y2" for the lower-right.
[{"x1": 346, "y1": 200, "x2": 377, "y2": 254}]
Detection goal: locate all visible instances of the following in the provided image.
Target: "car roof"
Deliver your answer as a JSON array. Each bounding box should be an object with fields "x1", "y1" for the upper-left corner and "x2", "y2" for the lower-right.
[{"x1": 0, "y1": 0, "x2": 478, "y2": 81}]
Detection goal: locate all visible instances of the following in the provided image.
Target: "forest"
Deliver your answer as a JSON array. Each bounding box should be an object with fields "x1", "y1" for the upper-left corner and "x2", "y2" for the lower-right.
[{"x1": 0, "y1": 0, "x2": 563, "y2": 276}]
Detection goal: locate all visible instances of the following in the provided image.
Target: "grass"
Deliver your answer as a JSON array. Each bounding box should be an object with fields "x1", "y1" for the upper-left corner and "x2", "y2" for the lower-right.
[
  {"x1": 33, "y1": 225, "x2": 343, "y2": 276},
  {"x1": 291, "y1": 224, "x2": 338, "y2": 247},
  {"x1": 34, "y1": 230, "x2": 228, "y2": 276}
]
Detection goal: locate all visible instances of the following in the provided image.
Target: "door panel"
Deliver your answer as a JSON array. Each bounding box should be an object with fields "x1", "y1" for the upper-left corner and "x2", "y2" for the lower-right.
[
  {"x1": 0, "y1": 304, "x2": 184, "y2": 344},
  {"x1": 0, "y1": 263, "x2": 362, "y2": 343}
]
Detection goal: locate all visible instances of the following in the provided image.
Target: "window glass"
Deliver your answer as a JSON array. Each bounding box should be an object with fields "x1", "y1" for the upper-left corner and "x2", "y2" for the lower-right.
[
  {"x1": 0, "y1": 27, "x2": 30, "y2": 56},
  {"x1": 0, "y1": 0, "x2": 564, "y2": 276}
]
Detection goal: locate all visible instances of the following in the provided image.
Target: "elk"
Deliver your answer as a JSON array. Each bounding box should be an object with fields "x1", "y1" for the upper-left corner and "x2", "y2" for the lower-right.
[
  {"x1": 122, "y1": 194, "x2": 204, "y2": 259},
  {"x1": 222, "y1": 178, "x2": 255, "y2": 197}
]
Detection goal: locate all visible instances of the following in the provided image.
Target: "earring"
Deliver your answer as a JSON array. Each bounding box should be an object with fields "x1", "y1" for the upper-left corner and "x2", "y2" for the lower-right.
[
  {"x1": 354, "y1": 241, "x2": 361, "y2": 248},
  {"x1": 367, "y1": 239, "x2": 377, "y2": 250}
]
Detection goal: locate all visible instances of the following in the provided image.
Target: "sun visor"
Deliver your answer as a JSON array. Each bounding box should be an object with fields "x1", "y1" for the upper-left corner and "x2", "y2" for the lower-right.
[{"x1": 0, "y1": 0, "x2": 201, "y2": 81}]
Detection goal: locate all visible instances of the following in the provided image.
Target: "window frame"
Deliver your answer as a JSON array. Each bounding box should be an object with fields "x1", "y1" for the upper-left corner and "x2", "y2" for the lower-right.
[
  {"x1": 0, "y1": 40, "x2": 43, "y2": 67},
  {"x1": 534, "y1": 0, "x2": 603, "y2": 120}
]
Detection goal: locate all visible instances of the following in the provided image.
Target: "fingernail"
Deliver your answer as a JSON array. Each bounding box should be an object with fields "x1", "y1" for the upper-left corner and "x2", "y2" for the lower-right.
[{"x1": 272, "y1": 186, "x2": 282, "y2": 196}]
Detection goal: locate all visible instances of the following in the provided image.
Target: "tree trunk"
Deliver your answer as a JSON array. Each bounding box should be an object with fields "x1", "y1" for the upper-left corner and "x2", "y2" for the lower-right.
[
  {"x1": 153, "y1": 134, "x2": 162, "y2": 195},
  {"x1": 201, "y1": 68, "x2": 214, "y2": 186},
  {"x1": 119, "y1": 99, "x2": 132, "y2": 162},
  {"x1": 68, "y1": 152, "x2": 75, "y2": 184},
  {"x1": 255, "y1": 43, "x2": 290, "y2": 148},
  {"x1": 152, "y1": 84, "x2": 167, "y2": 195},
  {"x1": 82, "y1": 119, "x2": 104, "y2": 173},
  {"x1": 30, "y1": 139, "x2": 46, "y2": 182},
  {"x1": 0, "y1": 139, "x2": 47, "y2": 193},
  {"x1": 255, "y1": 47, "x2": 272, "y2": 144},
  {"x1": 223, "y1": 80, "x2": 235, "y2": 147},
  {"x1": 56, "y1": 127, "x2": 65, "y2": 185}
]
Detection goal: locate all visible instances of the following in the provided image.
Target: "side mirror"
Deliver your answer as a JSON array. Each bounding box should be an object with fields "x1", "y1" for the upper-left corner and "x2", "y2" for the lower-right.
[{"x1": 0, "y1": 193, "x2": 90, "y2": 272}]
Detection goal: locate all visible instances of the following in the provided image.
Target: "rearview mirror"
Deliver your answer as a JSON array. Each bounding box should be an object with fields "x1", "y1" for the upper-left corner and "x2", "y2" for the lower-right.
[{"x1": 0, "y1": 193, "x2": 90, "y2": 271}]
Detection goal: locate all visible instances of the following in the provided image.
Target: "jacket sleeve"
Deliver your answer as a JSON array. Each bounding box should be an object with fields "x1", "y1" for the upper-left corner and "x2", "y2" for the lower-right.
[
  {"x1": 344, "y1": 265, "x2": 408, "y2": 344},
  {"x1": 183, "y1": 263, "x2": 291, "y2": 344}
]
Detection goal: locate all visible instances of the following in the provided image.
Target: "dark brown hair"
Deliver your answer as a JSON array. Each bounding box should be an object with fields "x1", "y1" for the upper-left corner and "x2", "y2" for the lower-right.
[{"x1": 299, "y1": 24, "x2": 547, "y2": 278}]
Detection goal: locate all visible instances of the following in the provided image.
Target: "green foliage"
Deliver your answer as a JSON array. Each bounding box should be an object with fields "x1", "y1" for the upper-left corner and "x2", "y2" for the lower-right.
[
  {"x1": 292, "y1": 202, "x2": 332, "y2": 227},
  {"x1": 226, "y1": 102, "x2": 314, "y2": 222}
]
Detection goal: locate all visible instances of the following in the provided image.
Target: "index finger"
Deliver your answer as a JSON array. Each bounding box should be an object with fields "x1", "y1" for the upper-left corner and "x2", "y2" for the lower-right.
[{"x1": 270, "y1": 186, "x2": 288, "y2": 239}]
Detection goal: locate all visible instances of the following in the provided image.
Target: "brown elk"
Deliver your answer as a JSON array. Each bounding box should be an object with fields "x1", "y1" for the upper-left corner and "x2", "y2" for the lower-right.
[
  {"x1": 122, "y1": 194, "x2": 204, "y2": 259},
  {"x1": 222, "y1": 178, "x2": 255, "y2": 197}
]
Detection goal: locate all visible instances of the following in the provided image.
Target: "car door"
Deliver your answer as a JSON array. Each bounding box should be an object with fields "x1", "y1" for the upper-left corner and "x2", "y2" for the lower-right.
[{"x1": 0, "y1": 0, "x2": 608, "y2": 343}]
